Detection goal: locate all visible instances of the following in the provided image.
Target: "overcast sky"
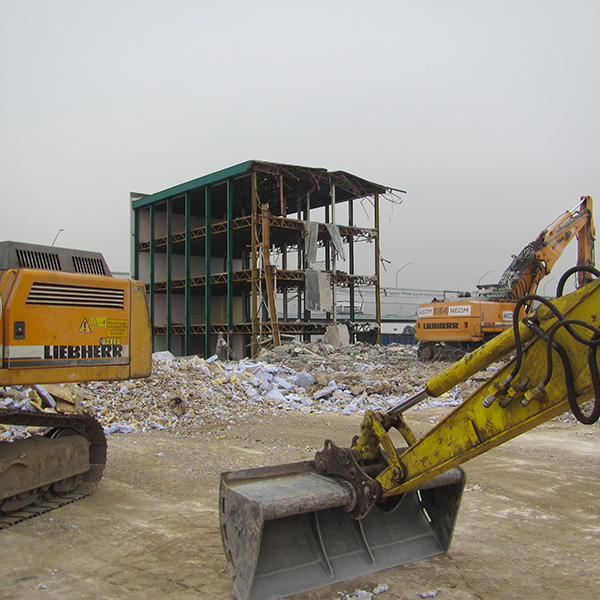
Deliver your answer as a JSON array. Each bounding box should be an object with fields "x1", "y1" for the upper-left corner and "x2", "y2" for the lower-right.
[{"x1": 2, "y1": 1, "x2": 599, "y2": 294}]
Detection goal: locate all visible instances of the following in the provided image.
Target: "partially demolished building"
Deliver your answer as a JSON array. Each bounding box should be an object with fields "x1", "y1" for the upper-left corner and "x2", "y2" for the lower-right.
[{"x1": 131, "y1": 160, "x2": 396, "y2": 358}]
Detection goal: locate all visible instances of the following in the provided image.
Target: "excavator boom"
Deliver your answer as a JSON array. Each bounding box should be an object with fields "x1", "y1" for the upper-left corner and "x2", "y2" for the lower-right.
[{"x1": 220, "y1": 267, "x2": 600, "y2": 600}]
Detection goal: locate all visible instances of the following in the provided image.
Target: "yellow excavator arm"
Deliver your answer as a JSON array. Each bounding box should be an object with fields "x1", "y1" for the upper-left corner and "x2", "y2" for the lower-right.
[
  {"x1": 530, "y1": 195, "x2": 595, "y2": 289},
  {"x1": 415, "y1": 196, "x2": 595, "y2": 360},
  {"x1": 220, "y1": 266, "x2": 600, "y2": 600},
  {"x1": 348, "y1": 270, "x2": 600, "y2": 501}
]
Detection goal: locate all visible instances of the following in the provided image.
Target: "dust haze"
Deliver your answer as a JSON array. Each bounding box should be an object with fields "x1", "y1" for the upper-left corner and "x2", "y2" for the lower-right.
[{"x1": 1, "y1": 1, "x2": 599, "y2": 292}]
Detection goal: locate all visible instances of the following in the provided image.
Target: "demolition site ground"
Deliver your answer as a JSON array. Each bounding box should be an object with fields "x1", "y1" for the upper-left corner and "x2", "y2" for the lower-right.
[{"x1": 1, "y1": 350, "x2": 600, "y2": 600}]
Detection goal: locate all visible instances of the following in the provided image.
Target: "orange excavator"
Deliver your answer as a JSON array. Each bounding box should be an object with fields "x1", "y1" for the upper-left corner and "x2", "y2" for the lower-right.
[
  {"x1": 0, "y1": 241, "x2": 151, "y2": 526},
  {"x1": 415, "y1": 196, "x2": 595, "y2": 360}
]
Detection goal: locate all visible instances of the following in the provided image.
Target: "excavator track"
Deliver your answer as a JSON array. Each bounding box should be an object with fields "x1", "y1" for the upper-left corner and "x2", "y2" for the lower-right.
[{"x1": 0, "y1": 409, "x2": 107, "y2": 529}]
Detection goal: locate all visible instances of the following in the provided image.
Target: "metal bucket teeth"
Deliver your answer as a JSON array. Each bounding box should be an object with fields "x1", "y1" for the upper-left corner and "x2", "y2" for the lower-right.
[{"x1": 220, "y1": 461, "x2": 466, "y2": 600}]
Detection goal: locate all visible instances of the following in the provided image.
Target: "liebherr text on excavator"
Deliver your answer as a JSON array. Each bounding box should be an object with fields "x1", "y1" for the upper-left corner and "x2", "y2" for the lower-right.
[
  {"x1": 0, "y1": 241, "x2": 151, "y2": 526},
  {"x1": 220, "y1": 262, "x2": 600, "y2": 596}
]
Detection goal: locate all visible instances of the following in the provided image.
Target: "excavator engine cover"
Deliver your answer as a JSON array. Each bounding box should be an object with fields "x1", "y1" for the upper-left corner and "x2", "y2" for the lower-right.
[{"x1": 220, "y1": 460, "x2": 465, "y2": 600}]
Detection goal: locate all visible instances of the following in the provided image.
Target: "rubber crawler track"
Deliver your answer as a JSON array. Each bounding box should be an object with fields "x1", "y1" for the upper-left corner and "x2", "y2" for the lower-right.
[{"x1": 0, "y1": 409, "x2": 107, "y2": 529}]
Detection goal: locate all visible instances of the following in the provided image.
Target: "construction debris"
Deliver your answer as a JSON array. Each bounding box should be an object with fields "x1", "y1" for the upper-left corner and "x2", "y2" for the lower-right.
[
  {"x1": 322, "y1": 323, "x2": 351, "y2": 348},
  {"x1": 0, "y1": 341, "x2": 509, "y2": 438}
]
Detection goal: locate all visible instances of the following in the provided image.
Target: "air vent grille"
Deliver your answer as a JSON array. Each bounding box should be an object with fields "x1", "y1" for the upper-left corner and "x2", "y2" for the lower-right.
[
  {"x1": 16, "y1": 249, "x2": 61, "y2": 271},
  {"x1": 72, "y1": 255, "x2": 107, "y2": 275},
  {"x1": 27, "y1": 282, "x2": 124, "y2": 309}
]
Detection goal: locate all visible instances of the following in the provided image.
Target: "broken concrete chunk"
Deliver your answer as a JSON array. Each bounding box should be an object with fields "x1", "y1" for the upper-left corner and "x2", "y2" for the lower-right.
[
  {"x1": 314, "y1": 372, "x2": 330, "y2": 386},
  {"x1": 41, "y1": 384, "x2": 76, "y2": 404},
  {"x1": 314, "y1": 382, "x2": 338, "y2": 400},
  {"x1": 104, "y1": 423, "x2": 137, "y2": 434},
  {"x1": 295, "y1": 370, "x2": 316, "y2": 388},
  {"x1": 152, "y1": 350, "x2": 175, "y2": 361},
  {"x1": 322, "y1": 323, "x2": 350, "y2": 348},
  {"x1": 33, "y1": 385, "x2": 56, "y2": 409},
  {"x1": 266, "y1": 388, "x2": 287, "y2": 403}
]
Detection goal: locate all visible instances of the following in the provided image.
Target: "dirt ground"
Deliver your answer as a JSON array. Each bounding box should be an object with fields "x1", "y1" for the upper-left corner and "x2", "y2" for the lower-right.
[{"x1": 1, "y1": 406, "x2": 600, "y2": 600}]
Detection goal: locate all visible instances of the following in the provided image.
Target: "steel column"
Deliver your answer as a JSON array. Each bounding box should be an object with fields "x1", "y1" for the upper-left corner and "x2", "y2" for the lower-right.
[
  {"x1": 374, "y1": 193, "x2": 382, "y2": 345},
  {"x1": 166, "y1": 198, "x2": 172, "y2": 352},
  {"x1": 331, "y1": 183, "x2": 337, "y2": 325},
  {"x1": 251, "y1": 172, "x2": 259, "y2": 356},
  {"x1": 349, "y1": 198, "x2": 355, "y2": 323},
  {"x1": 184, "y1": 192, "x2": 191, "y2": 355},
  {"x1": 205, "y1": 186, "x2": 212, "y2": 358},
  {"x1": 325, "y1": 203, "x2": 330, "y2": 322},
  {"x1": 227, "y1": 178, "x2": 234, "y2": 342},
  {"x1": 302, "y1": 191, "x2": 310, "y2": 340},
  {"x1": 149, "y1": 204, "x2": 155, "y2": 348},
  {"x1": 133, "y1": 207, "x2": 140, "y2": 280}
]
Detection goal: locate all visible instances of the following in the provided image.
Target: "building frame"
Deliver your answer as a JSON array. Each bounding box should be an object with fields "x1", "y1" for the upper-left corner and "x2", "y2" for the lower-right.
[{"x1": 131, "y1": 160, "x2": 395, "y2": 358}]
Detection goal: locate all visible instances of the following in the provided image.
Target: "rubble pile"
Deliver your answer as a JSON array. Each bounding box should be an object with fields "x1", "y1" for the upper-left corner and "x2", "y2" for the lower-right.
[
  {"x1": 256, "y1": 339, "x2": 418, "y2": 369},
  {"x1": 0, "y1": 341, "x2": 502, "y2": 437},
  {"x1": 0, "y1": 383, "x2": 85, "y2": 439}
]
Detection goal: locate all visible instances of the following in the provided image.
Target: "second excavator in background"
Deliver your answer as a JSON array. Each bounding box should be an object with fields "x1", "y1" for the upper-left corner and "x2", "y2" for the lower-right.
[{"x1": 415, "y1": 196, "x2": 595, "y2": 360}]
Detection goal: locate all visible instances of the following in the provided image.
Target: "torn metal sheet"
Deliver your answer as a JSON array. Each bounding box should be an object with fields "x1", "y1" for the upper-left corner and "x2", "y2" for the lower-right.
[
  {"x1": 325, "y1": 223, "x2": 346, "y2": 261},
  {"x1": 303, "y1": 221, "x2": 319, "y2": 267},
  {"x1": 305, "y1": 269, "x2": 332, "y2": 312}
]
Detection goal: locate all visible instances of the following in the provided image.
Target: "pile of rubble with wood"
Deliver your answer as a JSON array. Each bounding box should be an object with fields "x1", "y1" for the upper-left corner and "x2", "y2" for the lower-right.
[{"x1": 0, "y1": 335, "x2": 506, "y2": 439}]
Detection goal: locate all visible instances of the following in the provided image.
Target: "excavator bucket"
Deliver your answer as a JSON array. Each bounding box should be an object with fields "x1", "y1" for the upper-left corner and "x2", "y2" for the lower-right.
[{"x1": 219, "y1": 460, "x2": 465, "y2": 600}]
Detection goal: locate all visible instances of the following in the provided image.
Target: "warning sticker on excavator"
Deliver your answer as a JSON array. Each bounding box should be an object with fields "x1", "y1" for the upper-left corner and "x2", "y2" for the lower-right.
[
  {"x1": 79, "y1": 318, "x2": 93, "y2": 334},
  {"x1": 107, "y1": 319, "x2": 128, "y2": 337},
  {"x1": 91, "y1": 317, "x2": 107, "y2": 327}
]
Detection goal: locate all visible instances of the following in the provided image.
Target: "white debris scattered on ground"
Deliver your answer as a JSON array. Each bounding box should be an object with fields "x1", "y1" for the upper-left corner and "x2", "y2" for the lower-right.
[
  {"x1": 337, "y1": 584, "x2": 390, "y2": 600},
  {"x1": 0, "y1": 341, "x2": 509, "y2": 436},
  {"x1": 338, "y1": 589, "x2": 372, "y2": 599}
]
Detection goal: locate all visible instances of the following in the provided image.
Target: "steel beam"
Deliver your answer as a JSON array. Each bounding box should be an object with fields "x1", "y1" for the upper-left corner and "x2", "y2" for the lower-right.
[{"x1": 375, "y1": 193, "x2": 381, "y2": 345}]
